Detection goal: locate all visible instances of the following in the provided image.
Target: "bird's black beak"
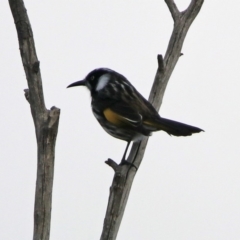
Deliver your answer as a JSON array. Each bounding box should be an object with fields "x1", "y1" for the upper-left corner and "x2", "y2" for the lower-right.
[{"x1": 67, "y1": 79, "x2": 86, "y2": 88}]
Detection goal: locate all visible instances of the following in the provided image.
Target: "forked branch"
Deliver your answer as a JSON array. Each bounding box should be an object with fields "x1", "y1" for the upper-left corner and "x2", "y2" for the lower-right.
[{"x1": 100, "y1": 1, "x2": 204, "y2": 240}]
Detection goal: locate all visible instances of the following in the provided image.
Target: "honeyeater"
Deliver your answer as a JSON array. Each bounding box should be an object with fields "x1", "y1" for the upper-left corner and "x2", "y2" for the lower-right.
[{"x1": 67, "y1": 68, "x2": 203, "y2": 163}]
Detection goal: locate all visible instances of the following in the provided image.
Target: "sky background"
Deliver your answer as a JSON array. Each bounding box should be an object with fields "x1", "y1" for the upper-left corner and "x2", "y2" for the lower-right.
[{"x1": 1, "y1": 0, "x2": 240, "y2": 239}]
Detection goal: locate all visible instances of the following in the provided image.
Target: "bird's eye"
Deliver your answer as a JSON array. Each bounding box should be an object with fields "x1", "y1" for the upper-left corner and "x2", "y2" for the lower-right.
[{"x1": 91, "y1": 76, "x2": 95, "y2": 81}]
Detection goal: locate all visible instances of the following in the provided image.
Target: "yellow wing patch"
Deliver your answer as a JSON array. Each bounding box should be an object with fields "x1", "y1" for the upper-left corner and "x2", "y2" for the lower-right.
[{"x1": 103, "y1": 108, "x2": 125, "y2": 126}]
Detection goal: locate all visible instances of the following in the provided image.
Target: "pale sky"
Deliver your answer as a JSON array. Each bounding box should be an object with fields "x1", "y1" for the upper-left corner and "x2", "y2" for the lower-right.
[{"x1": 1, "y1": 1, "x2": 240, "y2": 239}]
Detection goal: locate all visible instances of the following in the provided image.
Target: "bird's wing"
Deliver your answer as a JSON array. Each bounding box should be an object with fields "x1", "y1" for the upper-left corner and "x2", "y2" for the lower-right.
[{"x1": 103, "y1": 102, "x2": 142, "y2": 127}]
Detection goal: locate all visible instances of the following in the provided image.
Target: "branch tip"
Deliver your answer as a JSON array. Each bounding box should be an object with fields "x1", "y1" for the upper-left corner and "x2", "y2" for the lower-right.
[{"x1": 105, "y1": 159, "x2": 119, "y2": 171}]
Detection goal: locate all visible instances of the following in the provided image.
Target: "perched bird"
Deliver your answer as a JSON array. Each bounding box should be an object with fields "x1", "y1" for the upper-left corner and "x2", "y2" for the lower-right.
[{"x1": 67, "y1": 68, "x2": 203, "y2": 163}]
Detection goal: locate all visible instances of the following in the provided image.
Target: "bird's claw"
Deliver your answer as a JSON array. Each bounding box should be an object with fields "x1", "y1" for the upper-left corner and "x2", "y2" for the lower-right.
[{"x1": 120, "y1": 159, "x2": 138, "y2": 170}]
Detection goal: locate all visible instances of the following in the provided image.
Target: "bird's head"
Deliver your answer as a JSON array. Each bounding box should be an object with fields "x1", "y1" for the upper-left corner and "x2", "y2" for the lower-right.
[{"x1": 67, "y1": 68, "x2": 113, "y2": 94}]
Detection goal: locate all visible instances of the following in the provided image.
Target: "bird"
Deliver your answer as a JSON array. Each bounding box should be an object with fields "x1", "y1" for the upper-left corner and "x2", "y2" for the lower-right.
[{"x1": 67, "y1": 68, "x2": 203, "y2": 163}]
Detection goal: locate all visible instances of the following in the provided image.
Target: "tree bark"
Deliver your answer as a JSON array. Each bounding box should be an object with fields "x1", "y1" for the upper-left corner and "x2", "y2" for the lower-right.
[
  {"x1": 101, "y1": 1, "x2": 204, "y2": 239},
  {"x1": 8, "y1": 1, "x2": 60, "y2": 240}
]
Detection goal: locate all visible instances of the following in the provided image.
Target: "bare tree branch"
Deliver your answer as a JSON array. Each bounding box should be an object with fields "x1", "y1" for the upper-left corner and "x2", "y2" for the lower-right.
[
  {"x1": 8, "y1": 0, "x2": 60, "y2": 240},
  {"x1": 100, "y1": 1, "x2": 204, "y2": 239},
  {"x1": 165, "y1": 0, "x2": 180, "y2": 22}
]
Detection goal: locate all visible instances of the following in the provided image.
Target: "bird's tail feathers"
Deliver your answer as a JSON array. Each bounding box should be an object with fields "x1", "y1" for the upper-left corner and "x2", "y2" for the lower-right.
[{"x1": 145, "y1": 118, "x2": 203, "y2": 137}]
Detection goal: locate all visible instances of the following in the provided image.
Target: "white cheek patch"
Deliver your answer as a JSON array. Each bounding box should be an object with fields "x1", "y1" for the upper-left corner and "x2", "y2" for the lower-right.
[{"x1": 96, "y1": 74, "x2": 110, "y2": 91}]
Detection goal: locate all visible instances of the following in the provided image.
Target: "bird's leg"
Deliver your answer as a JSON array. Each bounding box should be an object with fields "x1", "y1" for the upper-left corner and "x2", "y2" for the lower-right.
[
  {"x1": 120, "y1": 142, "x2": 138, "y2": 170},
  {"x1": 121, "y1": 141, "x2": 130, "y2": 163}
]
